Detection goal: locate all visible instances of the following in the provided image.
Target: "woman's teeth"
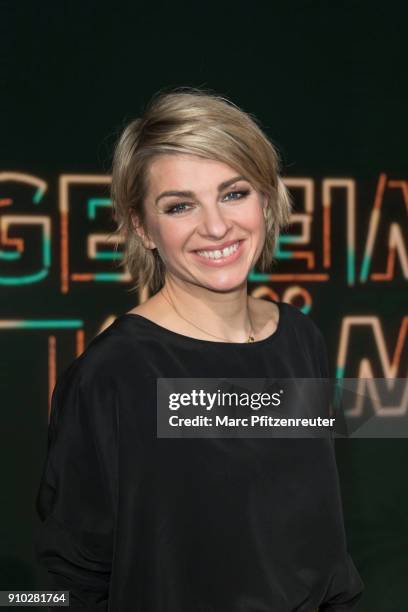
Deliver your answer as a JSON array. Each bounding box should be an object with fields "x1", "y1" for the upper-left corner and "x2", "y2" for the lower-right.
[{"x1": 196, "y1": 241, "x2": 240, "y2": 260}]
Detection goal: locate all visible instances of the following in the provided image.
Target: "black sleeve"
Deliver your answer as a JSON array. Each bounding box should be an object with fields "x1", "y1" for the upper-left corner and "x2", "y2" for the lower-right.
[
  {"x1": 318, "y1": 553, "x2": 365, "y2": 610},
  {"x1": 34, "y1": 359, "x2": 118, "y2": 611},
  {"x1": 313, "y1": 328, "x2": 365, "y2": 610}
]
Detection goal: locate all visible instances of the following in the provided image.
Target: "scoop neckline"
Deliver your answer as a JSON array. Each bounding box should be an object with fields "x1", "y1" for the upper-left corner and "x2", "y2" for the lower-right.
[{"x1": 118, "y1": 299, "x2": 285, "y2": 348}]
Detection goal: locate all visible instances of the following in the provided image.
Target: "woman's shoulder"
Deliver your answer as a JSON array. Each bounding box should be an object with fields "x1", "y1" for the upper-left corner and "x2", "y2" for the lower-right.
[
  {"x1": 278, "y1": 301, "x2": 330, "y2": 376},
  {"x1": 278, "y1": 300, "x2": 326, "y2": 341},
  {"x1": 55, "y1": 315, "x2": 149, "y2": 394}
]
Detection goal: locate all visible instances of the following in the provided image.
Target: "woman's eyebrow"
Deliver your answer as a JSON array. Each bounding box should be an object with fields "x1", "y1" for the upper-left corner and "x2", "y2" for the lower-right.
[{"x1": 154, "y1": 175, "x2": 248, "y2": 206}]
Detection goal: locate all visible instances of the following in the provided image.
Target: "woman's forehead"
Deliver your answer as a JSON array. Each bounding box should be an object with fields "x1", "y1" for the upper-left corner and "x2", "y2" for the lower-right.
[{"x1": 147, "y1": 154, "x2": 247, "y2": 192}]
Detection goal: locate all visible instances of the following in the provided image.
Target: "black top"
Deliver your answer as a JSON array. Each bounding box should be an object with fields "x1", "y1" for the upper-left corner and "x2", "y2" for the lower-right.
[{"x1": 34, "y1": 300, "x2": 364, "y2": 612}]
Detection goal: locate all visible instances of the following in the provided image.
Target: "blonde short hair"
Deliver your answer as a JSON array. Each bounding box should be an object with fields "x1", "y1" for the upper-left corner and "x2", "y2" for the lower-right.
[{"x1": 110, "y1": 86, "x2": 293, "y2": 295}]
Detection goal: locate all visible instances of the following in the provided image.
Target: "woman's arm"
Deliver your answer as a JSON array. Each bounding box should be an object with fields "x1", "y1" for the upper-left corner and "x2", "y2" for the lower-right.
[
  {"x1": 313, "y1": 326, "x2": 365, "y2": 610},
  {"x1": 34, "y1": 358, "x2": 118, "y2": 611}
]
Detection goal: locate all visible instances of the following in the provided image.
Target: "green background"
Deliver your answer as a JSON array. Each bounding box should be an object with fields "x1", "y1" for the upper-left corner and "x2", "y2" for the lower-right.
[{"x1": 1, "y1": 2, "x2": 407, "y2": 610}]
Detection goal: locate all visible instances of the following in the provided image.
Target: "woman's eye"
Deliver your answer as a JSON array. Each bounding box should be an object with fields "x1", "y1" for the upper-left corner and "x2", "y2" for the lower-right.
[
  {"x1": 164, "y1": 203, "x2": 191, "y2": 215},
  {"x1": 164, "y1": 190, "x2": 250, "y2": 215},
  {"x1": 224, "y1": 189, "x2": 250, "y2": 201}
]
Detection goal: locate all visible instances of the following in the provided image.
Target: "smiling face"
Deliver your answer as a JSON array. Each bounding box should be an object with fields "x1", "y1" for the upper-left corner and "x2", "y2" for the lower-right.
[{"x1": 132, "y1": 153, "x2": 267, "y2": 293}]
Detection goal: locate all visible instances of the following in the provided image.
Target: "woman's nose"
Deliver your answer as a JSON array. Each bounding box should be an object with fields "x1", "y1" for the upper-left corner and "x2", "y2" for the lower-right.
[{"x1": 198, "y1": 205, "x2": 231, "y2": 237}]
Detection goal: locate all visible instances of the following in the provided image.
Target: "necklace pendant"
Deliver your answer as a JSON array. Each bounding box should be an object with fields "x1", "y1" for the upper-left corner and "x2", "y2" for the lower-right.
[{"x1": 247, "y1": 335, "x2": 255, "y2": 343}]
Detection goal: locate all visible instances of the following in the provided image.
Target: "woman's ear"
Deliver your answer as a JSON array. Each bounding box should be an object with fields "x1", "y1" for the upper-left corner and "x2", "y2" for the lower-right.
[{"x1": 130, "y1": 211, "x2": 156, "y2": 250}]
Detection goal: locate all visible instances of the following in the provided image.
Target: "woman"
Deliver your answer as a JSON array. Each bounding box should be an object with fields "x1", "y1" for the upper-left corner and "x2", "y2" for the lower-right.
[{"x1": 35, "y1": 87, "x2": 364, "y2": 611}]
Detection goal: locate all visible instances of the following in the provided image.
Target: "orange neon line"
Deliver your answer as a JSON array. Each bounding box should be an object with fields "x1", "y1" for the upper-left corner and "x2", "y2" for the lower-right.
[
  {"x1": 3, "y1": 236, "x2": 24, "y2": 252},
  {"x1": 392, "y1": 317, "x2": 408, "y2": 369},
  {"x1": 61, "y1": 211, "x2": 68, "y2": 294},
  {"x1": 338, "y1": 316, "x2": 408, "y2": 375},
  {"x1": 388, "y1": 180, "x2": 408, "y2": 210},
  {"x1": 251, "y1": 287, "x2": 280, "y2": 302},
  {"x1": 71, "y1": 273, "x2": 95, "y2": 281},
  {"x1": 59, "y1": 174, "x2": 112, "y2": 293},
  {"x1": 360, "y1": 173, "x2": 387, "y2": 281},
  {"x1": 374, "y1": 173, "x2": 387, "y2": 210},
  {"x1": 371, "y1": 247, "x2": 396, "y2": 280},
  {"x1": 48, "y1": 335, "x2": 56, "y2": 422},
  {"x1": 323, "y1": 203, "x2": 331, "y2": 268},
  {"x1": 269, "y1": 274, "x2": 329, "y2": 281},
  {"x1": 278, "y1": 287, "x2": 313, "y2": 311},
  {"x1": 290, "y1": 252, "x2": 315, "y2": 268},
  {"x1": 76, "y1": 328, "x2": 85, "y2": 356}
]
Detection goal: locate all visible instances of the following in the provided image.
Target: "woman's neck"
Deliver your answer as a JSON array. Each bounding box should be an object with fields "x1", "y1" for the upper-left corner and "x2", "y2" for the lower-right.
[{"x1": 154, "y1": 278, "x2": 255, "y2": 343}]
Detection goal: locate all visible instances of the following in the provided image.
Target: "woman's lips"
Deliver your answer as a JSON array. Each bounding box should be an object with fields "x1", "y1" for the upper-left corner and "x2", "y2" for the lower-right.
[{"x1": 190, "y1": 239, "x2": 245, "y2": 267}]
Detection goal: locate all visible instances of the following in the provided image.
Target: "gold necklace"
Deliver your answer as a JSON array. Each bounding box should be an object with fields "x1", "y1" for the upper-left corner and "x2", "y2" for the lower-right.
[{"x1": 160, "y1": 286, "x2": 255, "y2": 343}]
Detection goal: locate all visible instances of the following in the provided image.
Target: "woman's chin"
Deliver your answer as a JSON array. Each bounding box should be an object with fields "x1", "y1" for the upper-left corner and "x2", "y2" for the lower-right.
[{"x1": 198, "y1": 271, "x2": 250, "y2": 293}]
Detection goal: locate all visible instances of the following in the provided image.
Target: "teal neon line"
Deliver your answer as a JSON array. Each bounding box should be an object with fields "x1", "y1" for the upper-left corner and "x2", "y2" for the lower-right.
[
  {"x1": 360, "y1": 254, "x2": 370, "y2": 282},
  {"x1": 279, "y1": 235, "x2": 303, "y2": 244},
  {"x1": 248, "y1": 270, "x2": 272, "y2": 282},
  {"x1": 0, "y1": 233, "x2": 50, "y2": 265},
  {"x1": 33, "y1": 188, "x2": 45, "y2": 204},
  {"x1": 0, "y1": 269, "x2": 48, "y2": 285},
  {"x1": 332, "y1": 382, "x2": 344, "y2": 417},
  {"x1": 275, "y1": 250, "x2": 293, "y2": 259},
  {"x1": 347, "y1": 247, "x2": 355, "y2": 285},
  {"x1": 94, "y1": 251, "x2": 122, "y2": 260},
  {"x1": 0, "y1": 250, "x2": 20, "y2": 261},
  {"x1": 6, "y1": 320, "x2": 83, "y2": 329},
  {"x1": 336, "y1": 366, "x2": 345, "y2": 380},
  {"x1": 44, "y1": 237, "x2": 51, "y2": 266},
  {"x1": 274, "y1": 244, "x2": 293, "y2": 259},
  {"x1": 94, "y1": 272, "x2": 124, "y2": 281},
  {"x1": 88, "y1": 198, "x2": 112, "y2": 220}
]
